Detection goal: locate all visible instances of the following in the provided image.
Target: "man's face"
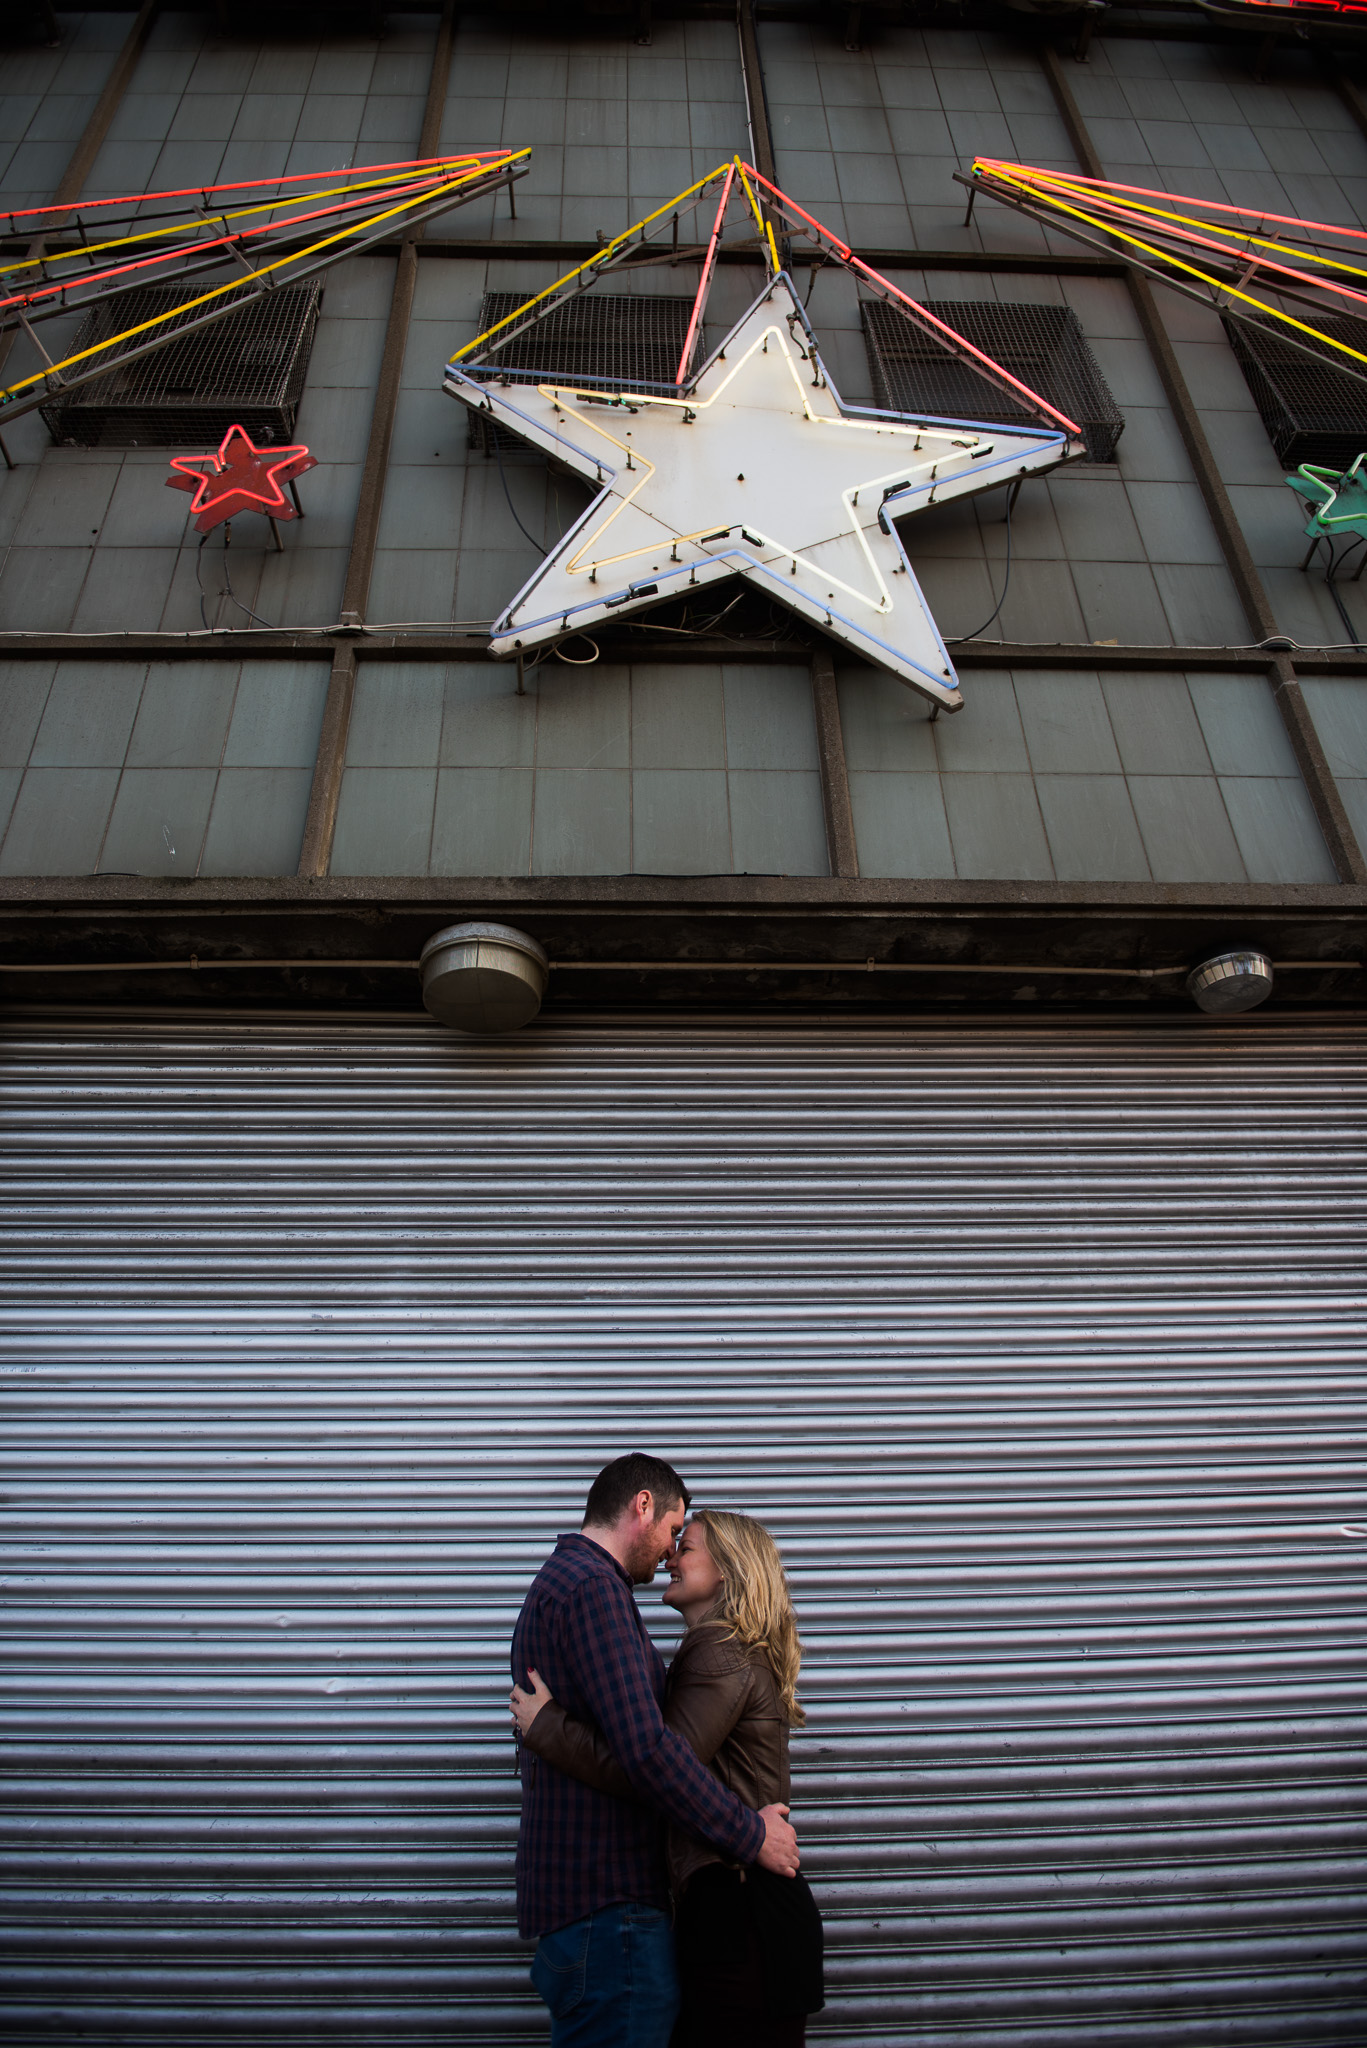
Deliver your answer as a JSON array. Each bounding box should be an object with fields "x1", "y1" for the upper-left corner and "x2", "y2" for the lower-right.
[{"x1": 624, "y1": 1493, "x2": 687, "y2": 1584}]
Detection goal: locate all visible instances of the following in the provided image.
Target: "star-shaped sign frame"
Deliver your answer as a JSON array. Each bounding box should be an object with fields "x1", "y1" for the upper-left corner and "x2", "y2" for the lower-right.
[
  {"x1": 444, "y1": 161, "x2": 1086, "y2": 710},
  {"x1": 166, "y1": 423, "x2": 318, "y2": 534}
]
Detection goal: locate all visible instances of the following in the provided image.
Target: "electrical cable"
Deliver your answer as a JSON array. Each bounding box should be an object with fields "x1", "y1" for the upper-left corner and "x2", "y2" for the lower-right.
[
  {"x1": 1334, "y1": 533, "x2": 1367, "y2": 577},
  {"x1": 686, "y1": 589, "x2": 747, "y2": 634},
  {"x1": 193, "y1": 529, "x2": 275, "y2": 631},
  {"x1": 612, "y1": 588, "x2": 754, "y2": 639},
  {"x1": 195, "y1": 535, "x2": 213, "y2": 632},
  {"x1": 493, "y1": 424, "x2": 544, "y2": 550},
  {"x1": 1322, "y1": 536, "x2": 1366, "y2": 651},
  {"x1": 219, "y1": 539, "x2": 276, "y2": 631},
  {"x1": 555, "y1": 635, "x2": 599, "y2": 664},
  {"x1": 949, "y1": 487, "x2": 1014, "y2": 644}
]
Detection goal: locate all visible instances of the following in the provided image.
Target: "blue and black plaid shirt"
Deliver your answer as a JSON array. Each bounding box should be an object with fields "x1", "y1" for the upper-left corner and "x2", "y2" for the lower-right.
[{"x1": 511, "y1": 1533, "x2": 766, "y2": 1937}]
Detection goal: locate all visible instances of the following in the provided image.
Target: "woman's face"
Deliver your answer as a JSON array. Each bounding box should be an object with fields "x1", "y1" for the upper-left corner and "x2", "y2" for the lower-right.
[{"x1": 662, "y1": 1518, "x2": 724, "y2": 1623}]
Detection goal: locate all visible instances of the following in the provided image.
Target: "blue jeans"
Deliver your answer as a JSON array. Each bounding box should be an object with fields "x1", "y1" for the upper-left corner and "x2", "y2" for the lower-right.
[{"x1": 530, "y1": 1903, "x2": 680, "y2": 2048}]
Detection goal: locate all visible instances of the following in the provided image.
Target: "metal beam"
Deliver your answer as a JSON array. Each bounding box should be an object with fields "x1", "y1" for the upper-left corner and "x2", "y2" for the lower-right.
[
  {"x1": 51, "y1": 0, "x2": 161, "y2": 209},
  {"x1": 1333, "y1": 71, "x2": 1367, "y2": 145},
  {"x1": 0, "y1": 0, "x2": 159, "y2": 402},
  {"x1": 297, "y1": 0, "x2": 457, "y2": 880},
  {"x1": 308, "y1": 236, "x2": 1131, "y2": 275},
  {"x1": 3, "y1": 228, "x2": 1129, "y2": 278},
  {"x1": 2, "y1": 867, "x2": 1363, "y2": 927},
  {"x1": 811, "y1": 645, "x2": 859, "y2": 878},
  {"x1": 1040, "y1": 41, "x2": 1367, "y2": 886},
  {"x1": 737, "y1": 0, "x2": 778, "y2": 186},
  {"x1": 4, "y1": 631, "x2": 1367, "y2": 671}
]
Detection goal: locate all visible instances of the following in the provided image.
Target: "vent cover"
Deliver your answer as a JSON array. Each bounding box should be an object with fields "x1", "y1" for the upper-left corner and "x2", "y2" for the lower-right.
[
  {"x1": 465, "y1": 290, "x2": 693, "y2": 452},
  {"x1": 862, "y1": 298, "x2": 1124, "y2": 463},
  {"x1": 1223, "y1": 311, "x2": 1367, "y2": 470},
  {"x1": 40, "y1": 282, "x2": 322, "y2": 448}
]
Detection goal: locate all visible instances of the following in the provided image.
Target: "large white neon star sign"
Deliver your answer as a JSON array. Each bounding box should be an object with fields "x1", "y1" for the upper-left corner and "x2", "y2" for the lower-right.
[{"x1": 444, "y1": 183, "x2": 1084, "y2": 711}]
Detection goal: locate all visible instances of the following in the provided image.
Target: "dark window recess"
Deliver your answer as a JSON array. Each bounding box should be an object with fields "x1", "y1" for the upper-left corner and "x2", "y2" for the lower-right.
[
  {"x1": 861, "y1": 299, "x2": 1124, "y2": 464},
  {"x1": 4, "y1": 0, "x2": 62, "y2": 46},
  {"x1": 211, "y1": 0, "x2": 386, "y2": 35},
  {"x1": 1223, "y1": 312, "x2": 1367, "y2": 470},
  {"x1": 465, "y1": 291, "x2": 692, "y2": 454},
  {"x1": 39, "y1": 282, "x2": 321, "y2": 448}
]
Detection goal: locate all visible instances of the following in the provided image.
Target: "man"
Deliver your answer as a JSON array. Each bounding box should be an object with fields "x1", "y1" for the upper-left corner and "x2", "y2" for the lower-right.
[{"x1": 511, "y1": 1451, "x2": 801, "y2": 2046}]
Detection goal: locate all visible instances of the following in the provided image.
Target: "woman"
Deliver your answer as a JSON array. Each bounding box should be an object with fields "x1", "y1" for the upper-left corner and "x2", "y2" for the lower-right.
[{"x1": 510, "y1": 1508, "x2": 823, "y2": 2046}]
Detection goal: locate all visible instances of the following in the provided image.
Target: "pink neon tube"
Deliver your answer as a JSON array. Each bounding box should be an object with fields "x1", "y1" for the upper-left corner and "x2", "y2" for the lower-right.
[
  {"x1": 992, "y1": 180, "x2": 1367, "y2": 316},
  {"x1": 0, "y1": 153, "x2": 514, "y2": 225},
  {"x1": 675, "y1": 165, "x2": 734, "y2": 386},
  {"x1": 735, "y1": 163, "x2": 1080, "y2": 436},
  {"x1": 0, "y1": 168, "x2": 483, "y2": 318},
  {"x1": 739, "y1": 164, "x2": 851, "y2": 260},
  {"x1": 850, "y1": 259, "x2": 1081, "y2": 435},
  {"x1": 973, "y1": 158, "x2": 1367, "y2": 249}
]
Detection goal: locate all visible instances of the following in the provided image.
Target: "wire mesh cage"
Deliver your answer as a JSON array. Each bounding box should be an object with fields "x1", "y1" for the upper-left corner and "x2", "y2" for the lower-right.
[
  {"x1": 861, "y1": 298, "x2": 1124, "y2": 462},
  {"x1": 1223, "y1": 312, "x2": 1367, "y2": 470},
  {"x1": 39, "y1": 282, "x2": 322, "y2": 448},
  {"x1": 465, "y1": 290, "x2": 693, "y2": 453}
]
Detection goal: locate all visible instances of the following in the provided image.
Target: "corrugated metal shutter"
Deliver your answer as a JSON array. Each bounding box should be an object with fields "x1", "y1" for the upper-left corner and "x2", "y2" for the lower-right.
[{"x1": 2, "y1": 1014, "x2": 1364, "y2": 2045}]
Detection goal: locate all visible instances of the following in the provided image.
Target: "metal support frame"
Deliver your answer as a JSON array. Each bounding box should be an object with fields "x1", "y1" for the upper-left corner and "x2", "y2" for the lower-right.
[
  {"x1": 811, "y1": 645, "x2": 859, "y2": 879},
  {"x1": 950, "y1": 169, "x2": 1367, "y2": 396},
  {"x1": 1, "y1": 161, "x2": 525, "y2": 437},
  {"x1": 296, "y1": 0, "x2": 457, "y2": 881},
  {"x1": 1040, "y1": 43, "x2": 1367, "y2": 886}
]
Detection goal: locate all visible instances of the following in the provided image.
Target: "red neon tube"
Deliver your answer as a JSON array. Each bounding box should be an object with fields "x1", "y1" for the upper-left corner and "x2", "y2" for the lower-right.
[{"x1": 675, "y1": 165, "x2": 734, "y2": 386}]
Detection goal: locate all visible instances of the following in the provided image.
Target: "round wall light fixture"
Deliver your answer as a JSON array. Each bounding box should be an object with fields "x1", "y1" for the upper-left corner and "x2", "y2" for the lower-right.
[
  {"x1": 1186, "y1": 949, "x2": 1274, "y2": 1015},
  {"x1": 420, "y1": 922, "x2": 549, "y2": 1035}
]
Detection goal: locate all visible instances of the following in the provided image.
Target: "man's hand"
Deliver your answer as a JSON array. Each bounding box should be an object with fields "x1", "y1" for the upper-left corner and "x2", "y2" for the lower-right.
[
  {"x1": 510, "y1": 1667, "x2": 554, "y2": 1737},
  {"x1": 756, "y1": 1802, "x2": 799, "y2": 1878}
]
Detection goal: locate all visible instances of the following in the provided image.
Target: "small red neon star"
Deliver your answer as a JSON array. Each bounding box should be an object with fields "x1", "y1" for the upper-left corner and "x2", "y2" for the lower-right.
[{"x1": 166, "y1": 423, "x2": 317, "y2": 533}]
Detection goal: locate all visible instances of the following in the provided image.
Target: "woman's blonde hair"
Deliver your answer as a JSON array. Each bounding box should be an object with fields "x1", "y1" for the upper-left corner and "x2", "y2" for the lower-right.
[{"x1": 692, "y1": 1509, "x2": 805, "y2": 1726}]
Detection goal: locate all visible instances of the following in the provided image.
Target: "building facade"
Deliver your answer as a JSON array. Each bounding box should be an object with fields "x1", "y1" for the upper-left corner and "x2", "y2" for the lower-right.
[{"x1": 1, "y1": 2, "x2": 1364, "y2": 2042}]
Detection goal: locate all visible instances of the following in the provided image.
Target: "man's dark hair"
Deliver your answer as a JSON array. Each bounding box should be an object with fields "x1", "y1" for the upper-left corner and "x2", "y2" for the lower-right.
[{"x1": 583, "y1": 1453, "x2": 691, "y2": 1528}]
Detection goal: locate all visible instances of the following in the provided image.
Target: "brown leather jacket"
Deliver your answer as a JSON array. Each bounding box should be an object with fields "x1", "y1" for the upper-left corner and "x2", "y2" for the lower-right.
[{"x1": 519, "y1": 1617, "x2": 791, "y2": 1897}]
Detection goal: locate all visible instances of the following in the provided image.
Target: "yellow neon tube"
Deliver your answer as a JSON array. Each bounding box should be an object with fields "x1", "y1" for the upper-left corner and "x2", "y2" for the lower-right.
[
  {"x1": 0, "y1": 158, "x2": 503, "y2": 283},
  {"x1": 2, "y1": 156, "x2": 525, "y2": 405},
  {"x1": 981, "y1": 170, "x2": 1367, "y2": 370},
  {"x1": 733, "y1": 159, "x2": 780, "y2": 279},
  {"x1": 452, "y1": 162, "x2": 734, "y2": 362},
  {"x1": 981, "y1": 162, "x2": 1367, "y2": 286}
]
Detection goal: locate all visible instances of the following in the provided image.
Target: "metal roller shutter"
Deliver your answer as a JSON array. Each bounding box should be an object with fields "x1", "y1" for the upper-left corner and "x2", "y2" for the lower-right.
[{"x1": 1, "y1": 1015, "x2": 1364, "y2": 2045}]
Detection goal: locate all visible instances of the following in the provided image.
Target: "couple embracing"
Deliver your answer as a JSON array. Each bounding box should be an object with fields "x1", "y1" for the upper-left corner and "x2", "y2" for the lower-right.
[{"x1": 509, "y1": 1451, "x2": 824, "y2": 2046}]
